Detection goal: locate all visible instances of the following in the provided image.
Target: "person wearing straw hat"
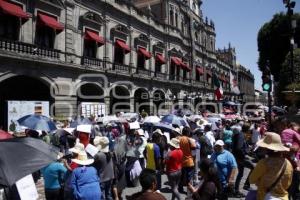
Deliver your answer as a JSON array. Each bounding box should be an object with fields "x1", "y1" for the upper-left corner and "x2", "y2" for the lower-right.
[
  {"x1": 94, "y1": 136, "x2": 115, "y2": 200},
  {"x1": 165, "y1": 138, "x2": 183, "y2": 200},
  {"x1": 249, "y1": 132, "x2": 293, "y2": 200},
  {"x1": 70, "y1": 148, "x2": 101, "y2": 200}
]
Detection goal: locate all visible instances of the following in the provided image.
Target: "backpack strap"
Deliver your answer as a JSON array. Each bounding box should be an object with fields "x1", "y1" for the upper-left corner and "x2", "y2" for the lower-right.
[{"x1": 266, "y1": 159, "x2": 287, "y2": 193}]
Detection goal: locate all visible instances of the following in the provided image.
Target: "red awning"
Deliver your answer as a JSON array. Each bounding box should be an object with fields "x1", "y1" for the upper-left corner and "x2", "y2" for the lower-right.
[
  {"x1": 85, "y1": 29, "x2": 105, "y2": 45},
  {"x1": 115, "y1": 39, "x2": 130, "y2": 54},
  {"x1": 138, "y1": 47, "x2": 152, "y2": 59},
  {"x1": 171, "y1": 57, "x2": 182, "y2": 66},
  {"x1": 181, "y1": 62, "x2": 191, "y2": 71},
  {"x1": 196, "y1": 67, "x2": 204, "y2": 75},
  {"x1": 38, "y1": 13, "x2": 64, "y2": 31},
  {"x1": 0, "y1": 1, "x2": 29, "y2": 19},
  {"x1": 156, "y1": 53, "x2": 166, "y2": 64}
]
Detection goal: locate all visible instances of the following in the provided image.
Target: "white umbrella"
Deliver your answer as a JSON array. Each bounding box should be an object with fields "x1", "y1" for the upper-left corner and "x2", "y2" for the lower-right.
[
  {"x1": 98, "y1": 115, "x2": 119, "y2": 125},
  {"x1": 143, "y1": 116, "x2": 161, "y2": 124}
]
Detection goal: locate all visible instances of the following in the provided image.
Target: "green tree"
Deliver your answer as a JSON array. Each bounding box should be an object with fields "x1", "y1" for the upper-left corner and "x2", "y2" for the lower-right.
[
  {"x1": 257, "y1": 13, "x2": 300, "y2": 81},
  {"x1": 278, "y1": 48, "x2": 300, "y2": 105}
]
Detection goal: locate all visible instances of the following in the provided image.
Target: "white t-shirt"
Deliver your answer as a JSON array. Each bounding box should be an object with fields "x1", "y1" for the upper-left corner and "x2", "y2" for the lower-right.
[{"x1": 205, "y1": 131, "x2": 216, "y2": 147}]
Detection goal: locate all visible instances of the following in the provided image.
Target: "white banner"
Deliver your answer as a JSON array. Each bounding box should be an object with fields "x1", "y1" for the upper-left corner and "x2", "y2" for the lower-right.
[{"x1": 16, "y1": 175, "x2": 38, "y2": 200}]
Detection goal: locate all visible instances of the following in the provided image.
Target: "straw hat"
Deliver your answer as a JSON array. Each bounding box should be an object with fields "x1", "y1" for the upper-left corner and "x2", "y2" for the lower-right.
[
  {"x1": 71, "y1": 149, "x2": 94, "y2": 165},
  {"x1": 135, "y1": 129, "x2": 145, "y2": 136},
  {"x1": 169, "y1": 138, "x2": 180, "y2": 149},
  {"x1": 93, "y1": 136, "x2": 110, "y2": 153},
  {"x1": 69, "y1": 142, "x2": 85, "y2": 154},
  {"x1": 153, "y1": 129, "x2": 163, "y2": 136},
  {"x1": 256, "y1": 132, "x2": 289, "y2": 152}
]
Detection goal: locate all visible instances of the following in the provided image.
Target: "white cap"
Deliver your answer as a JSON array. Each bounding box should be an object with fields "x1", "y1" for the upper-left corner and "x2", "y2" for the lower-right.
[
  {"x1": 77, "y1": 125, "x2": 92, "y2": 134},
  {"x1": 215, "y1": 140, "x2": 225, "y2": 146}
]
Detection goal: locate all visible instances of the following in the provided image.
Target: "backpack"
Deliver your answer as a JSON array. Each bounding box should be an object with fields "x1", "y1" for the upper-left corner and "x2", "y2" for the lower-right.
[{"x1": 199, "y1": 135, "x2": 213, "y2": 156}]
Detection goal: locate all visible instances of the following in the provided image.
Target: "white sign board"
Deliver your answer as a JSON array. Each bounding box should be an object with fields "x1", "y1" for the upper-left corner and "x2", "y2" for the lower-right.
[
  {"x1": 80, "y1": 102, "x2": 106, "y2": 118},
  {"x1": 7, "y1": 101, "x2": 49, "y2": 132},
  {"x1": 16, "y1": 175, "x2": 38, "y2": 200},
  {"x1": 85, "y1": 144, "x2": 99, "y2": 157}
]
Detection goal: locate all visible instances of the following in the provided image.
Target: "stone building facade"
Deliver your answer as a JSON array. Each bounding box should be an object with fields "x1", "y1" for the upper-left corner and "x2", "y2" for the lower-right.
[{"x1": 0, "y1": 0, "x2": 254, "y2": 128}]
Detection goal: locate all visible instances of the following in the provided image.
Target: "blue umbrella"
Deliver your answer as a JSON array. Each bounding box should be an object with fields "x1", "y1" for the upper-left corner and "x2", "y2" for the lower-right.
[
  {"x1": 17, "y1": 114, "x2": 57, "y2": 132},
  {"x1": 160, "y1": 114, "x2": 189, "y2": 127}
]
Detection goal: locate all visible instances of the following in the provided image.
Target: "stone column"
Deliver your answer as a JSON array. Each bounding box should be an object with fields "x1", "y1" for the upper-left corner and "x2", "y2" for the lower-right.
[
  {"x1": 53, "y1": 96, "x2": 77, "y2": 120},
  {"x1": 104, "y1": 96, "x2": 110, "y2": 115}
]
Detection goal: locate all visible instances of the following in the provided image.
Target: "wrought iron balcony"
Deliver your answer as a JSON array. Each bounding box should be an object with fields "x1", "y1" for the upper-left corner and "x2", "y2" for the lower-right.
[
  {"x1": 136, "y1": 68, "x2": 151, "y2": 77},
  {"x1": 112, "y1": 63, "x2": 131, "y2": 74},
  {"x1": 0, "y1": 38, "x2": 61, "y2": 60},
  {"x1": 82, "y1": 56, "x2": 105, "y2": 70},
  {"x1": 154, "y1": 71, "x2": 167, "y2": 80}
]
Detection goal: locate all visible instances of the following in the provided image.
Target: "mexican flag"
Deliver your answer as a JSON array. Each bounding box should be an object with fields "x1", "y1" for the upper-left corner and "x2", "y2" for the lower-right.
[{"x1": 212, "y1": 73, "x2": 223, "y2": 101}]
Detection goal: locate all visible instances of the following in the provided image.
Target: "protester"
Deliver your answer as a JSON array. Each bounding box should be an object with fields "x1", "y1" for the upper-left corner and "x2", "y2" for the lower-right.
[
  {"x1": 165, "y1": 138, "x2": 183, "y2": 200},
  {"x1": 145, "y1": 132, "x2": 162, "y2": 190},
  {"x1": 232, "y1": 124, "x2": 253, "y2": 196},
  {"x1": 187, "y1": 158, "x2": 221, "y2": 200},
  {"x1": 222, "y1": 123, "x2": 233, "y2": 151},
  {"x1": 94, "y1": 136, "x2": 115, "y2": 200},
  {"x1": 135, "y1": 129, "x2": 147, "y2": 169},
  {"x1": 178, "y1": 127, "x2": 196, "y2": 194},
  {"x1": 249, "y1": 132, "x2": 293, "y2": 200},
  {"x1": 71, "y1": 148, "x2": 101, "y2": 200},
  {"x1": 41, "y1": 153, "x2": 67, "y2": 200},
  {"x1": 210, "y1": 140, "x2": 238, "y2": 200},
  {"x1": 126, "y1": 169, "x2": 167, "y2": 200}
]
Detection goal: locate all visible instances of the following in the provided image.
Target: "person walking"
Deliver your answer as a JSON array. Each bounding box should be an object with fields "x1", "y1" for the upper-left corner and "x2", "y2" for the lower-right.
[
  {"x1": 94, "y1": 136, "x2": 115, "y2": 200},
  {"x1": 71, "y1": 148, "x2": 101, "y2": 200},
  {"x1": 178, "y1": 127, "x2": 196, "y2": 194},
  {"x1": 250, "y1": 132, "x2": 293, "y2": 200},
  {"x1": 232, "y1": 124, "x2": 254, "y2": 196},
  {"x1": 145, "y1": 132, "x2": 162, "y2": 190},
  {"x1": 210, "y1": 140, "x2": 237, "y2": 200},
  {"x1": 223, "y1": 123, "x2": 233, "y2": 151},
  {"x1": 41, "y1": 154, "x2": 67, "y2": 200},
  {"x1": 165, "y1": 138, "x2": 183, "y2": 200},
  {"x1": 187, "y1": 158, "x2": 222, "y2": 200}
]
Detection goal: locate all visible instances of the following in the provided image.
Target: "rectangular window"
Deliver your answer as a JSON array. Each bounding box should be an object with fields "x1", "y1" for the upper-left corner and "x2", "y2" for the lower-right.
[
  {"x1": 155, "y1": 60, "x2": 161, "y2": 73},
  {"x1": 170, "y1": 63, "x2": 176, "y2": 80},
  {"x1": 137, "y1": 54, "x2": 145, "y2": 69},
  {"x1": 114, "y1": 47, "x2": 124, "y2": 64},
  {"x1": 0, "y1": 15, "x2": 19, "y2": 40},
  {"x1": 35, "y1": 26, "x2": 55, "y2": 49},
  {"x1": 83, "y1": 40, "x2": 97, "y2": 58}
]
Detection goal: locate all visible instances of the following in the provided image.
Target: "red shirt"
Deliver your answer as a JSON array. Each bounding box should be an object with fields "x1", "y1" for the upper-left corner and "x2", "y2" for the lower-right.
[{"x1": 165, "y1": 148, "x2": 183, "y2": 173}]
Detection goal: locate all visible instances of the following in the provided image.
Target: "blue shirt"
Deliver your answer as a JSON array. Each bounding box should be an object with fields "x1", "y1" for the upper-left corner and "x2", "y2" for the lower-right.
[
  {"x1": 41, "y1": 162, "x2": 67, "y2": 189},
  {"x1": 223, "y1": 129, "x2": 233, "y2": 144},
  {"x1": 210, "y1": 150, "x2": 237, "y2": 186},
  {"x1": 71, "y1": 166, "x2": 101, "y2": 200}
]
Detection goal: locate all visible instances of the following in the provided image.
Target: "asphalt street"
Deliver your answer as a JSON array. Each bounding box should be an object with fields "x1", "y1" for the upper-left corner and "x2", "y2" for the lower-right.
[{"x1": 34, "y1": 168, "x2": 251, "y2": 200}]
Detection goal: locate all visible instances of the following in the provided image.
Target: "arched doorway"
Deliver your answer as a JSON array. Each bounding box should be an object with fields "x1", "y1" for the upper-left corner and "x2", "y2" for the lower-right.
[
  {"x1": 110, "y1": 86, "x2": 130, "y2": 114},
  {"x1": 0, "y1": 75, "x2": 52, "y2": 130},
  {"x1": 134, "y1": 88, "x2": 150, "y2": 115},
  {"x1": 153, "y1": 90, "x2": 165, "y2": 115},
  {"x1": 77, "y1": 83, "x2": 105, "y2": 118}
]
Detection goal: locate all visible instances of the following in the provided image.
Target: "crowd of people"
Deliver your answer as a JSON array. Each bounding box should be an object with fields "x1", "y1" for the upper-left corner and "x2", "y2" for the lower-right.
[{"x1": 4, "y1": 109, "x2": 300, "y2": 200}]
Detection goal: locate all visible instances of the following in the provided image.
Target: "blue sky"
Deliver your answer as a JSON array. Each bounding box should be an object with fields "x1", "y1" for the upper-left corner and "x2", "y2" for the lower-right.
[{"x1": 202, "y1": 0, "x2": 300, "y2": 90}]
